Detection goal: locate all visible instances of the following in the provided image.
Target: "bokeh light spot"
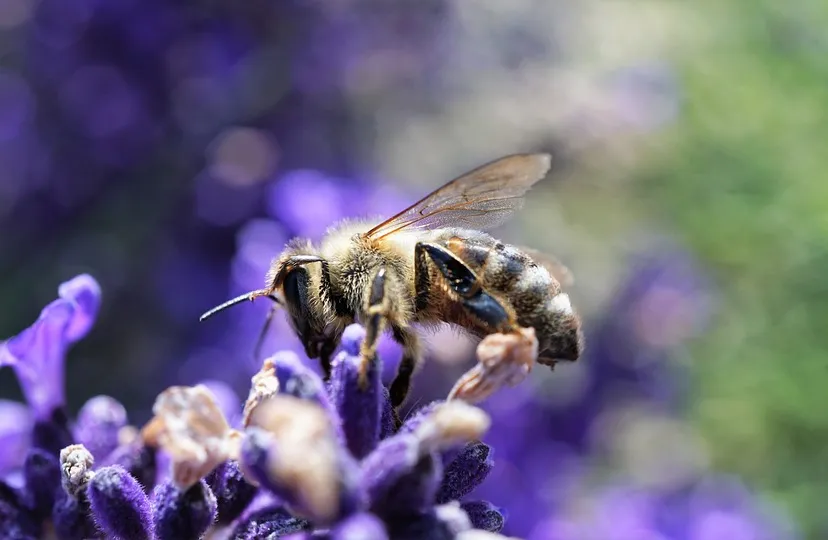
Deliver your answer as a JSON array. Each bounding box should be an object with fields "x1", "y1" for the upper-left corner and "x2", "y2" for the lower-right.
[
  {"x1": 207, "y1": 127, "x2": 278, "y2": 187},
  {"x1": 0, "y1": 0, "x2": 35, "y2": 30}
]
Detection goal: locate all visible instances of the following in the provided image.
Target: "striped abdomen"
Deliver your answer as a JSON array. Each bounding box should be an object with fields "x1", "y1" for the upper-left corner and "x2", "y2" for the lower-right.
[{"x1": 429, "y1": 228, "x2": 583, "y2": 364}]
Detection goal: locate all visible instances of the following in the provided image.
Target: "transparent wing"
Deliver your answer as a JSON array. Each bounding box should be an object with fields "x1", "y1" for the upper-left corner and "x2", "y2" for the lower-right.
[
  {"x1": 364, "y1": 153, "x2": 552, "y2": 240},
  {"x1": 517, "y1": 245, "x2": 574, "y2": 287}
]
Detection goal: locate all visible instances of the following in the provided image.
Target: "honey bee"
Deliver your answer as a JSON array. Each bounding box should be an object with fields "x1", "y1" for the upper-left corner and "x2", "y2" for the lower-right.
[{"x1": 201, "y1": 154, "x2": 584, "y2": 409}]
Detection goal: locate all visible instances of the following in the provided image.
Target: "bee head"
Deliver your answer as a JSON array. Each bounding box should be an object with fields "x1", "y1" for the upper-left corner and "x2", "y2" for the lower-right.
[
  {"x1": 267, "y1": 245, "x2": 329, "y2": 359},
  {"x1": 199, "y1": 241, "x2": 330, "y2": 359}
]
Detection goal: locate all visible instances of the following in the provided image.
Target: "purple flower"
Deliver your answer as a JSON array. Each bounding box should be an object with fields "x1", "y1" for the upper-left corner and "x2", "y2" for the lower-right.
[
  {"x1": 22, "y1": 449, "x2": 60, "y2": 521},
  {"x1": 73, "y1": 395, "x2": 128, "y2": 462},
  {"x1": 0, "y1": 400, "x2": 33, "y2": 475},
  {"x1": 0, "y1": 274, "x2": 799, "y2": 540},
  {"x1": 87, "y1": 465, "x2": 153, "y2": 540},
  {"x1": 461, "y1": 501, "x2": 505, "y2": 534},
  {"x1": 436, "y1": 442, "x2": 494, "y2": 504},
  {"x1": 151, "y1": 480, "x2": 217, "y2": 540},
  {"x1": 0, "y1": 274, "x2": 101, "y2": 455},
  {"x1": 204, "y1": 459, "x2": 257, "y2": 524},
  {"x1": 230, "y1": 505, "x2": 309, "y2": 539},
  {"x1": 331, "y1": 324, "x2": 382, "y2": 459},
  {"x1": 332, "y1": 512, "x2": 388, "y2": 540},
  {"x1": 234, "y1": 328, "x2": 502, "y2": 538}
]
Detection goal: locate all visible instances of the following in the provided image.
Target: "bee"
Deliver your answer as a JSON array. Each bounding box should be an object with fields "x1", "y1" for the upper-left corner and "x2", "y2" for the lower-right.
[{"x1": 200, "y1": 153, "x2": 584, "y2": 410}]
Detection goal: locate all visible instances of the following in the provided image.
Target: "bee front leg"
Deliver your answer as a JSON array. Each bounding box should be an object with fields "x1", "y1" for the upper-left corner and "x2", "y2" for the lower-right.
[
  {"x1": 318, "y1": 338, "x2": 338, "y2": 380},
  {"x1": 416, "y1": 242, "x2": 517, "y2": 333},
  {"x1": 359, "y1": 267, "x2": 391, "y2": 387}
]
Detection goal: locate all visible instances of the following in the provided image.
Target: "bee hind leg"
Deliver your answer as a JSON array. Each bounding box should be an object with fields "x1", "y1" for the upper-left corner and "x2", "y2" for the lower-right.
[
  {"x1": 359, "y1": 267, "x2": 423, "y2": 412},
  {"x1": 388, "y1": 325, "x2": 422, "y2": 410},
  {"x1": 417, "y1": 242, "x2": 516, "y2": 333}
]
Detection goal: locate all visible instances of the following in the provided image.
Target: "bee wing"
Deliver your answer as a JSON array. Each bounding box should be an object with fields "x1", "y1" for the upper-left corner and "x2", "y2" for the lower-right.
[
  {"x1": 518, "y1": 246, "x2": 574, "y2": 287},
  {"x1": 364, "y1": 153, "x2": 552, "y2": 240}
]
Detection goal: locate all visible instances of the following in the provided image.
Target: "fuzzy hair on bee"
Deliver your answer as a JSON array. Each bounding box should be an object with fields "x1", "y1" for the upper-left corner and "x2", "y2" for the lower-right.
[{"x1": 200, "y1": 153, "x2": 584, "y2": 411}]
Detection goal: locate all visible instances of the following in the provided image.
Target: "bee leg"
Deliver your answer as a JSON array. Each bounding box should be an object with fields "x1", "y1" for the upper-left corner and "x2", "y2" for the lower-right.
[
  {"x1": 418, "y1": 242, "x2": 516, "y2": 332},
  {"x1": 389, "y1": 325, "x2": 422, "y2": 410},
  {"x1": 252, "y1": 295, "x2": 283, "y2": 361},
  {"x1": 359, "y1": 267, "x2": 391, "y2": 388},
  {"x1": 318, "y1": 338, "x2": 337, "y2": 380}
]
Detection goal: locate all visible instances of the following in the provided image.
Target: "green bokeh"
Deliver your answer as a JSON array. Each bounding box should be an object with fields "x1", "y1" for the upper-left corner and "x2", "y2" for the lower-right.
[{"x1": 633, "y1": 1, "x2": 828, "y2": 536}]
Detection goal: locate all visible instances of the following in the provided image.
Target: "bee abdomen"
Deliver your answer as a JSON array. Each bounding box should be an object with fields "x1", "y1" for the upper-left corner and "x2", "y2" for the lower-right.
[{"x1": 477, "y1": 239, "x2": 581, "y2": 361}]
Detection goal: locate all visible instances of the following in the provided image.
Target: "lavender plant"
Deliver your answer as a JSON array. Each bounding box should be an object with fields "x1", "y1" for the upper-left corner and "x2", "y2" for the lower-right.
[{"x1": 0, "y1": 275, "x2": 508, "y2": 539}]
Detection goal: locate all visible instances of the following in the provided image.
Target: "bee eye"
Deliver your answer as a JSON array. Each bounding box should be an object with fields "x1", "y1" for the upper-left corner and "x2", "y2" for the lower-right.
[{"x1": 282, "y1": 269, "x2": 311, "y2": 335}]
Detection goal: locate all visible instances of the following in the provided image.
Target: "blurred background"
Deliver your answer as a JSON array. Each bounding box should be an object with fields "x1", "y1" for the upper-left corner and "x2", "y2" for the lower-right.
[{"x1": 0, "y1": 0, "x2": 824, "y2": 538}]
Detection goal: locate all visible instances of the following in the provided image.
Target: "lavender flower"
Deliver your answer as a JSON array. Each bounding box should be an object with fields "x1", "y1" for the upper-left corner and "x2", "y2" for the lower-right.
[
  {"x1": 0, "y1": 400, "x2": 33, "y2": 475},
  {"x1": 86, "y1": 465, "x2": 153, "y2": 540},
  {"x1": 331, "y1": 324, "x2": 382, "y2": 459},
  {"x1": 0, "y1": 274, "x2": 101, "y2": 455},
  {"x1": 231, "y1": 324, "x2": 503, "y2": 538},
  {"x1": 22, "y1": 449, "x2": 60, "y2": 521},
  {"x1": 151, "y1": 479, "x2": 217, "y2": 539},
  {"x1": 73, "y1": 396, "x2": 129, "y2": 462},
  {"x1": 0, "y1": 273, "x2": 799, "y2": 540},
  {"x1": 205, "y1": 460, "x2": 258, "y2": 524}
]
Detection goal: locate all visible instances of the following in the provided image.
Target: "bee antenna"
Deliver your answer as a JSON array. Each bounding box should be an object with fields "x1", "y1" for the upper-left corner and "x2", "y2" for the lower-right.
[{"x1": 199, "y1": 290, "x2": 281, "y2": 322}]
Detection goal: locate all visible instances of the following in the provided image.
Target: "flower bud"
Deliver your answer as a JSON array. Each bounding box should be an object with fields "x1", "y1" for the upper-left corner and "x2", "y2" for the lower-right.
[
  {"x1": 87, "y1": 466, "x2": 153, "y2": 540},
  {"x1": 152, "y1": 480, "x2": 217, "y2": 540}
]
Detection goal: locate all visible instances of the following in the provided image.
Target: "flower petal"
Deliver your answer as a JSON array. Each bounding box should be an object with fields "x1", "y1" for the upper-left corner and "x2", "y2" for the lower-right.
[
  {"x1": 57, "y1": 274, "x2": 102, "y2": 342},
  {"x1": 332, "y1": 512, "x2": 388, "y2": 540},
  {"x1": 0, "y1": 400, "x2": 33, "y2": 475},
  {"x1": 0, "y1": 275, "x2": 101, "y2": 420},
  {"x1": 397, "y1": 402, "x2": 441, "y2": 436},
  {"x1": 448, "y1": 328, "x2": 537, "y2": 404},
  {"x1": 411, "y1": 402, "x2": 490, "y2": 455},
  {"x1": 272, "y1": 352, "x2": 341, "y2": 430},
  {"x1": 460, "y1": 501, "x2": 505, "y2": 533},
  {"x1": 241, "y1": 396, "x2": 360, "y2": 525},
  {"x1": 141, "y1": 385, "x2": 237, "y2": 490},
  {"x1": 151, "y1": 480, "x2": 217, "y2": 540},
  {"x1": 205, "y1": 459, "x2": 258, "y2": 525},
  {"x1": 87, "y1": 466, "x2": 153, "y2": 540},
  {"x1": 436, "y1": 442, "x2": 494, "y2": 503},
  {"x1": 361, "y1": 435, "x2": 441, "y2": 517},
  {"x1": 199, "y1": 379, "x2": 242, "y2": 428},
  {"x1": 1, "y1": 299, "x2": 73, "y2": 420},
  {"x1": 435, "y1": 502, "x2": 473, "y2": 534},
  {"x1": 331, "y1": 324, "x2": 382, "y2": 459},
  {"x1": 73, "y1": 395, "x2": 128, "y2": 461}
]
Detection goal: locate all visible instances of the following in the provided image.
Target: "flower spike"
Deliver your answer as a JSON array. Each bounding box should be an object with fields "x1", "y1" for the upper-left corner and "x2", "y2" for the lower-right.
[
  {"x1": 87, "y1": 466, "x2": 153, "y2": 540},
  {"x1": 331, "y1": 324, "x2": 382, "y2": 459},
  {"x1": 0, "y1": 275, "x2": 101, "y2": 423},
  {"x1": 152, "y1": 480, "x2": 218, "y2": 540}
]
